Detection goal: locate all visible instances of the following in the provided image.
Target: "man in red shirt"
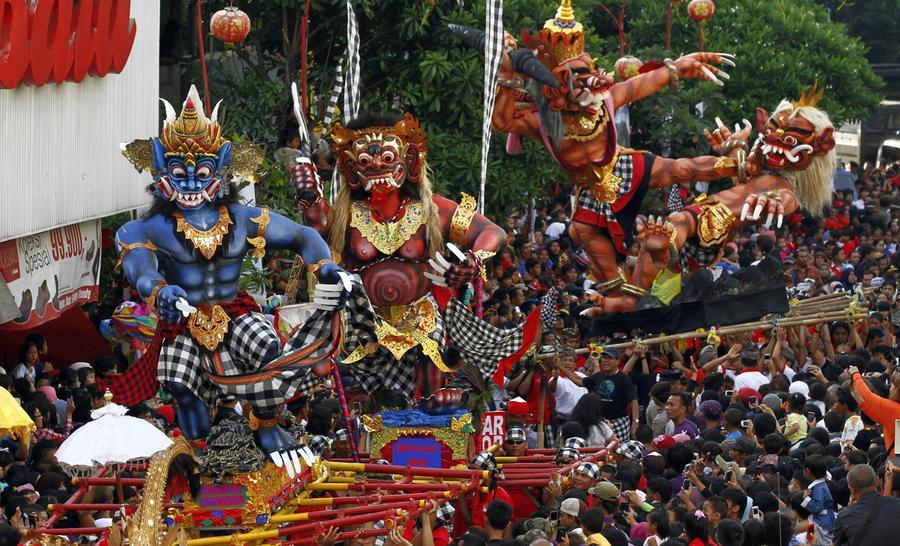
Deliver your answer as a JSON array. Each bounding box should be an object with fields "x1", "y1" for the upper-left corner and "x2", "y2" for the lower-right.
[
  {"x1": 456, "y1": 452, "x2": 514, "y2": 534},
  {"x1": 501, "y1": 427, "x2": 544, "y2": 519}
]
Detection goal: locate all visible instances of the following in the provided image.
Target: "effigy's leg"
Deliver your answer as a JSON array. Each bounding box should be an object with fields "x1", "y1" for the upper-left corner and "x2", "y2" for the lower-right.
[
  {"x1": 167, "y1": 381, "x2": 211, "y2": 440},
  {"x1": 585, "y1": 212, "x2": 695, "y2": 315},
  {"x1": 568, "y1": 222, "x2": 621, "y2": 283},
  {"x1": 251, "y1": 408, "x2": 298, "y2": 453},
  {"x1": 414, "y1": 357, "x2": 443, "y2": 399}
]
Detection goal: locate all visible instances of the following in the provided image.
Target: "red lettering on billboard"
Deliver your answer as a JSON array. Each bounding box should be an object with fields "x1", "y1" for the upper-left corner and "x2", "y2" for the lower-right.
[{"x1": 0, "y1": 0, "x2": 137, "y2": 89}]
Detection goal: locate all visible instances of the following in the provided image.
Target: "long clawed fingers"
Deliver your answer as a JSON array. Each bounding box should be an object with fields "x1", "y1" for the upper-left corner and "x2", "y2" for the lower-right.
[
  {"x1": 740, "y1": 200, "x2": 753, "y2": 222},
  {"x1": 715, "y1": 52, "x2": 737, "y2": 67},
  {"x1": 700, "y1": 65, "x2": 725, "y2": 86}
]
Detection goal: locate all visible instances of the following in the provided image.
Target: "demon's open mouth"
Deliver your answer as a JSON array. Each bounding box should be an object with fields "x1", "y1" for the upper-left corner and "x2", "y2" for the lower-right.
[
  {"x1": 756, "y1": 134, "x2": 813, "y2": 170},
  {"x1": 359, "y1": 164, "x2": 405, "y2": 192},
  {"x1": 158, "y1": 177, "x2": 223, "y2": 208}
]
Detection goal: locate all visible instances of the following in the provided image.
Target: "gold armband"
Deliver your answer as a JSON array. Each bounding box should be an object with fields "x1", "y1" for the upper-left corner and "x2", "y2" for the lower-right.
[
  {"x1": 115, "y1": 240, "x2": 158, "y2": 272},
  {"x1": 449, "y1": 193, "x2": 477, "y2": 246},
  {"x1": 308, "y1": 259, "x2": 330, "y2": 278},
  {"x1": 621, "y1": 283, "x2": 649, "y2": 298},
  {"x1": 714, "y1": 156, "x2": 736, "y2": 178},
  {"x1": 246, "y1": 208, "x2": 270, "y2": 259},
  {"x1": 735, "y1": 149, "x2": 748, "y2": 183},
  {"x1": 145, "y1": 281, "x2": 167, "y2": 310}
]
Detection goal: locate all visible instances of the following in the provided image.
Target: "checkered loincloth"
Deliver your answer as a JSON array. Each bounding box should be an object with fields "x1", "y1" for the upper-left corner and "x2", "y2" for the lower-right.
[
  {"x1": 346, "y1": 294, "x2": 445, "y2": 395},
  {"x1": 159, "y1": 281, "x2": 374, "y2": 412},
  {"x1": 608, "y1": 415, "x2": 632, "y2": 442}
]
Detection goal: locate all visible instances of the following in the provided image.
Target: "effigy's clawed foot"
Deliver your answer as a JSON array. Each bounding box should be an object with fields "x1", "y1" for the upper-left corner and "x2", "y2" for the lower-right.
[
  {"x1": 255, "y1": 420, "x2": 307, "y2": 478},
  {"x1": 268, "y1": 448, "x2": 307, "y2": 478},
  {"x1": 580, "y1": 292, "x2": 638, "y2": 317},
  {"x1": 636, "y1": 215, "x2": 677, "y2": 270}
]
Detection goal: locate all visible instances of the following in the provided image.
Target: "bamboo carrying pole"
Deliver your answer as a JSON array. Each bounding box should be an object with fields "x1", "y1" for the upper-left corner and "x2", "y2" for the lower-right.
[{"x1": 539, "y1": 312, "x2": 869, "y2": 358}]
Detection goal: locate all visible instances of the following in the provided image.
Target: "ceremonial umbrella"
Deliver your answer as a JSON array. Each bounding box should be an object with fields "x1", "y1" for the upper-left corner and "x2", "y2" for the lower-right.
[
  {"x1": 57, "y1": 399, "x2": 172, "y2": 500},
  {"x1": 0, "y1": 387, "x2": 35, "y2": 440}
]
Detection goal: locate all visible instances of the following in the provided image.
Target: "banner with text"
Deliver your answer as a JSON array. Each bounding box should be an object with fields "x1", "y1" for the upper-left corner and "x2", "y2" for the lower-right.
[
  {"x1": 477, "y1": 411, "x2": 507, "y2": 452},
  {"x1": 0, "y1": 220, "x2": 102, "y2": 329}
]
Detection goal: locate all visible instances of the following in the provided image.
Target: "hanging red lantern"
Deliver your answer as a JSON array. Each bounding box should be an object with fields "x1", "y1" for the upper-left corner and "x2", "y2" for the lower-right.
[
  {"x1": 210, "y1": 4, "x2": 251, "y2": 48},
  {"x1": 687, "y1": 0, "x2": 715, "y2": 22},
  {"x1": 615, "y1": 56, "x2": 644, "y2": 81},
  {"x1": 687, "y1": 0, "x2": 715, "y2": 51}
]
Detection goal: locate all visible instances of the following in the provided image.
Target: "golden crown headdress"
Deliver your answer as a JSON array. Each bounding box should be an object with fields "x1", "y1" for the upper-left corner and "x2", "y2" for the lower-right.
[
  {"x1": 522, "y1": 0, "x2": 586, "y2": 70},
  {"x1": 159, "y1": 85, "x2": 227, "y2": 161},
  {"x1": 331, "y1": 113, "x2": 428, "y2": 159},
  {"x1": 792, "y1": 80, "x2": 825, "y2": 109}
]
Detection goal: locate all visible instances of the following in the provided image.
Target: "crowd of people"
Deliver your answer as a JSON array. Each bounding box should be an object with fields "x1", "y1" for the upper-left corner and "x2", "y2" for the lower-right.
[{"x1": 2, "y1": 161, "x2": 900, "y2": 545}]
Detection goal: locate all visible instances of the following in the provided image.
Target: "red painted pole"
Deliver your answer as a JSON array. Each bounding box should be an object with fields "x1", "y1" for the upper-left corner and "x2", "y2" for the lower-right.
[
  {"x1": 665, "y1": 5, "x2": 673, "y2": 51},
  {"x1": 76, "y1": 477, "x2": 145, "y2": 487},
  {"x1": 196, "y1": 0, "x2": 211, "y2": 116}
]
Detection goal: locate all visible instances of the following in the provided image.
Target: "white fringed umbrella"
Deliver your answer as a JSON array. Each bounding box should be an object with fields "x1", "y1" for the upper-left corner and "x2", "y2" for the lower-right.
[{"x1": 57, "y1": 402, "x2": 172, "y2": 478}]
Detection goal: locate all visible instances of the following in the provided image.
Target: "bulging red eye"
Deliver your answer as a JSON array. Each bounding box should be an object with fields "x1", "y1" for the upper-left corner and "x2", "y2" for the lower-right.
[
  {"x1": 783, "y1": 136, "x2": 797, "y2": 146},
  {"x1": 382, "y1": 151, "x2": 395, "y2": 163},
  {"x1": 357, "y1": 153, "x2": 372, "y2": 166}
]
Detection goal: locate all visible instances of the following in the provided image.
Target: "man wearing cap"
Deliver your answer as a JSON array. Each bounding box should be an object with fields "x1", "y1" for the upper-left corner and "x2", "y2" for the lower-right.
[
  {"x1": 457, "y1": 452, "x2": 513, "y2": 535},
  {"x1": 332, "y1": 429, "x2": 353, "y2": 459},
  {"x1": 588, "y1": 481, "x2": 629, "y2": 546},
  {"x1": 502, "y1": 427, "x2": 528, "y2": 457},
  {"x1": 571, "y1": 462, "x2": 602, "y2": 494},
  {"x1": 559, "y1": 497, "x2": 588, "y2": 539},
  {"x1": 556, "y1": 447, "x2": 581, "y2": 466},
  {"x1": 501, "y1": 427, "x2": 544, "y2": 519}
]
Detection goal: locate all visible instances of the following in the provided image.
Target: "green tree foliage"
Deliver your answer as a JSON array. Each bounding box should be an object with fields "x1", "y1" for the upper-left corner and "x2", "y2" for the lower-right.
[
  {"x1": 196, "y1": 0, "x2": 882, "y2": 218},
  {"x1": 814, "y1": 0, "x2": 900, "y2": 63}
]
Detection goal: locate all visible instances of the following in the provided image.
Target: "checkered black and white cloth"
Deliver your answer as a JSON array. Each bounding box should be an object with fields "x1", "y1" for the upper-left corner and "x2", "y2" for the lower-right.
[
  {"x1": 608, "y1": 415, "x2": 632, "y2": 442},
  {"x1": 539, "y1": 287, "x2": 560, "y2": 328},
  {"x1": 478, "y1": 0, "x2": 504, "y2": 213},
  {"x1": 565, "y1": 436, "x2": 588, "y2": 449},
  {"x1": 616, "y1": 440, "x2": 645, "y2": 460},
  {"x1": 345, "y1": 294, "x2": 444, "y2": 395},
  {"x1": 575, "y1": 154, "x2": 635, "y2": 218},
  {"x1": 506, "y1": 426, "x2": 527, "y2": 443},
  {"x1": 667, "y1": 185, "x2": 684, "y2": 212},
  {"x1": 444, "y1": 299, "x2": 530, "y2": 378},
  {"x1": 575, "y1": 462, "x2": 601, "y2": 480},
  {"x1": 158, "y1": 281, "x2": 375, "y2": 412},
  {"x1": 680, "y1": 238, "x2": 725, "y2": 270},
  {"x1": 343, "y1": 0, "x2": 360, "y2": 123},
  {"x1": 555, "y1": 447, "x2": 580, "y2": 463}
]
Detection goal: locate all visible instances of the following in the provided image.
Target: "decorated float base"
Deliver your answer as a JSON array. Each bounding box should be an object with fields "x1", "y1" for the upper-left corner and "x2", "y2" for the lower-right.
[{"x1": 364, "y1": 409, "x2": 475, "y2": 468}]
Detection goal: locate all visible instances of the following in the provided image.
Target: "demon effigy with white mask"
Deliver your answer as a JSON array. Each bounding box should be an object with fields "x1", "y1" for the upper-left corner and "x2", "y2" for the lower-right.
[
  {"x1": 598, "y1": 86, "x2": 837, "y2": 313},
  {"x1": 104, "y1": 86, "x2": 357, "y2": 470}
]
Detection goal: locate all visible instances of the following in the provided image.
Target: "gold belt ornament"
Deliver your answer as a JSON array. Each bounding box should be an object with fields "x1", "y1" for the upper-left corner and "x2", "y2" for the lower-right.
[
  {"x1": 188, "y1": 303, "x2": 231, "y2": 352},
  {"x1": 343, "y1": 297, "x2": 448, "y2": 371},
  {"x1": 574, "y1": 153, "x2": 621, "y2": 204}
]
